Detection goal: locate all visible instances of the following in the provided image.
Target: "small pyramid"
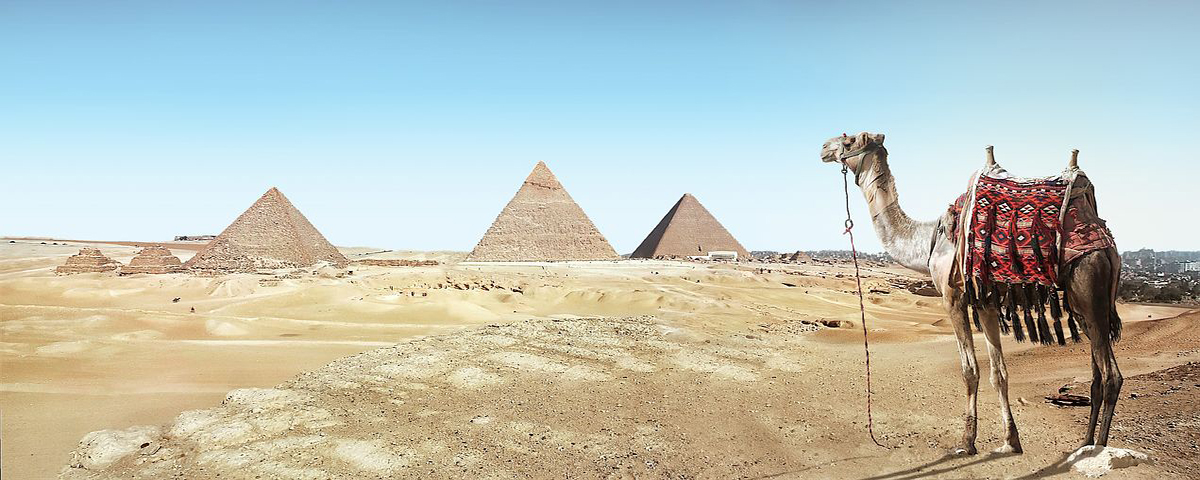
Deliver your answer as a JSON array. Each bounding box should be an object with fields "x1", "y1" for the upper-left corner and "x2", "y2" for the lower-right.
[
  {"x1": 56, "y1": 248, "x2": 121, "y2": 274},
  {"x1": 184, "y1": 187, "x2": 348, "y2": 272},
  {"x1": 120, "y1": 245, "x2": 184, "y2": 275},
  {"x1": 468, "y1": 162, "x2": 618, "y2": 261},
  {"x1": 631, "y1": 193, "x2": 749, "y2": 259}
]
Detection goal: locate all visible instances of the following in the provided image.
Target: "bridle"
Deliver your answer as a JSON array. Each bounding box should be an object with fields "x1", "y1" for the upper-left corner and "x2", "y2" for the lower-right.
[{"x1": 838, "y1": 141, "x2": 885, "y2": 186}]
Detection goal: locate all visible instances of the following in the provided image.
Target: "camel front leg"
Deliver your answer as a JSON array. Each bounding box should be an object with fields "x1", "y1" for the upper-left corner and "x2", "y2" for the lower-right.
[
  {"x1": 979, "y1": 306, "x2": 1023, "y2": 453},
  {"x1": 947, "y1": 292, "x2": 979, "y2": 455}
]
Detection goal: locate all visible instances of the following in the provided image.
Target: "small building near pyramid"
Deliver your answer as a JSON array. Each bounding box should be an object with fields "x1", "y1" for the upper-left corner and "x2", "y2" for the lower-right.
[
  {"x1": 56, "y1": 248, "x2": 121, "y2": 274},
  {"x1": 120, "y1": 245, "x2": 184, "y2": 275},
  {"x1": 468, "y1": 162, "x2": 618, "y2": 261},
  {"x1": 631, "y1": 193, "x2": 750, "y2": 260},
  {"x1": 184, "y1": 187, "x2": 348, "y2": 273}
]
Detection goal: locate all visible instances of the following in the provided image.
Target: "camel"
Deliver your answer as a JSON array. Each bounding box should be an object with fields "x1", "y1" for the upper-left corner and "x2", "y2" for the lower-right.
[{"x1": 820, "y1": 132, "x2": 1123, "y2": 455}]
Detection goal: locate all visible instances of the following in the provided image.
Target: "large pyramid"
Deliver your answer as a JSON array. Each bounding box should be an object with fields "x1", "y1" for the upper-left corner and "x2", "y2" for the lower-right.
[
  {"x1": 184, "y1": 187, "x2": 348, "y2": 272},
  {"x1": 631, "y1": 193, "x2": 749, "y2": 259},
  {"x1": 468, "y1": 162, "x2": 618, "y2": 261}
]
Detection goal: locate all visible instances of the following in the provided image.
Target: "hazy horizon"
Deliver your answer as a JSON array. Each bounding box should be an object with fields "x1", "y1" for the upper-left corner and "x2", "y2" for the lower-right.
[{"x1": 3, "y1": 1, "x2": 1198, "y2": 253}]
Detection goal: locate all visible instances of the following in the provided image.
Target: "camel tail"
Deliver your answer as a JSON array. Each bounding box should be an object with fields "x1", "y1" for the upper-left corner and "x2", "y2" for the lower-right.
[{"x1": 1108, "y1": 248, "x2": 1123, "y2": 343}]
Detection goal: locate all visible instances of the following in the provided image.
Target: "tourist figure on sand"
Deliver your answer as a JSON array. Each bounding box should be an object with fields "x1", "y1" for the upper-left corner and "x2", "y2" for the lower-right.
[{"x1": 822, "y1": 132, "x2": 1124, "y2": 455}]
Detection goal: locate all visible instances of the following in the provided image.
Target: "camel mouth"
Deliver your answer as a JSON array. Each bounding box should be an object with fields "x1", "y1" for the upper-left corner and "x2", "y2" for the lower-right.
[{"x1": 820, "y1": 140, "x2": 842, "y2": 163}]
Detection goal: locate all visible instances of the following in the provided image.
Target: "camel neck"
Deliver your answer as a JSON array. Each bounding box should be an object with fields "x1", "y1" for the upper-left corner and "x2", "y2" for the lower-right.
[{"x1": 857, "y1": 154, "x2": 937, "y2": 274}]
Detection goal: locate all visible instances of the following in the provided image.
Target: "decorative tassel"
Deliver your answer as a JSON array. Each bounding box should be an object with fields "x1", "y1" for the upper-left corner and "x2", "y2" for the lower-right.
[
  {"x1": 1008, "y1": 209, "x2": 1023, "y2": 275},
  {"x1": 1031, "y1": 212, "x2": 1047, "y2": 274},
  {"x1": 1053, "y1": 315, "x2": 1067, "y2": 345},
  {"x1": 1038, "y1": 289, "x2": 1056, "y2": 346},
  {"x1": 1011, "y1": 285, "x2": 1027, "y2": 342},
  {"x1": 964, "y1": 277, "x2": 977, "y2": 307},
  {"x1": 981, "y1": 206, "x2": 996, "y2": 281},
  {"x1": 1002, "y1": 286, "x2": 1017, "y2": 336},
  {"x1": 1029, "y1": 286, "x2": 1044, "y2": 344},
  {"x1": 971, "y1": 306, "x2": 981, "y2": 333},
  {"x1": 1049, "y1": 287, "x2": 1063, "y2": 321},
  {"x1": 1021, "y1": 284, "x2": 1037, "y2": 343}
]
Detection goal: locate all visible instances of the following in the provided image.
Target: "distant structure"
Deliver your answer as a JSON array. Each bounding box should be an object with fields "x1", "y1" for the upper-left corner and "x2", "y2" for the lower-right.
[
  {"x1": 173, "y1": 235, "x2": 216, "y2": 242},
  {"x1": 120, "y1": 245, "x2": 184, "y2": 275},
  {"x1": 631, "y1": 193, "x2": 749, "y2": 260},
  {"x1": 55, "y1": 248, "x2": 121, "y2": 274},
  {"x1": 468, "y1": 162, "x2": 618, "y2": 261},
  {"x1": 184, "y1": 187, "x2": 348, "y2": 272}
]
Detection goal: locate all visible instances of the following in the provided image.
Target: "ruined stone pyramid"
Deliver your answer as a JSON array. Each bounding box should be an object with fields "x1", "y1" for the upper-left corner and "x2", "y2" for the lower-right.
[
  {"x1": 468, "y1": 162, "x2": 618, "y2": 261},
  {"x1": 56, "y1": 248, "x2": 121, "y2": 274},
  {"x1": 631, "y1": 193, "x2": 749, "y2": 259},
  {"x1": 120, "y1": 245, "x2": 184, "y2": 275},
  {"x1": 184, "y1": 187, "x2": 348, "y2": 272}
]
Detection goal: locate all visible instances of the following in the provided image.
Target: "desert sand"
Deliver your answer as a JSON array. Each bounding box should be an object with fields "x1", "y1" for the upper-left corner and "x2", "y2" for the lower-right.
[{"x1": 2, "y1": 239, "x2": 1196, "y2": 478}]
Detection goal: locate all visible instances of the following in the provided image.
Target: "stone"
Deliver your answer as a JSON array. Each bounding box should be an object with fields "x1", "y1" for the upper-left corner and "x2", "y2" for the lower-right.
[
  {"x1": 55, "y1": 248, "x2": 121, "y2": 274},
  {"x1": 119, "y1": 245, "x2": 184, "y2": 275},
  {"x1": 468, "y1": 162, "x2": 617, "y2": 261},
  {"x1": 631, "y1": 193, "x2": 749, "y2": 260},
  {"x1": 67, "y1": 425, "x2": 161, "y2": 471},
  {"x1": 184, "y1": 187, "x2": 348, "y2": 273},
  {"x1": 1066, "y1": 446, "x2": 1150, "y2": 477}
]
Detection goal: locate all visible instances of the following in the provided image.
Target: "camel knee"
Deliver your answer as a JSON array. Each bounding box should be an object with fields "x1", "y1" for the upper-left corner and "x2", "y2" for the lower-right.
[
  {"x1": 989, "y1": 368, "x2": 1008, "y2": 389},
  {"x1": 962, "y1": 369, "x2": 979, "y2": 390},
  {"x1": 1105, "y1": 371, "x2": 1123, "y2": 401}
]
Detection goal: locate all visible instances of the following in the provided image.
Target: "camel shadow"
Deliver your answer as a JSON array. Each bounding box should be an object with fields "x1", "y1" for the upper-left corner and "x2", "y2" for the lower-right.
[
  {"x1": 857, "y1": 451, "x2": 1020, "y2": 480},
  {"x1": 1008, "y1": 451, "x2": 1090, "y2": 479}
]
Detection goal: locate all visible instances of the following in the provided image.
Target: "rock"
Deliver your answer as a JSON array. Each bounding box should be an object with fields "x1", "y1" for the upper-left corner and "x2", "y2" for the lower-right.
[
  {"x1": 67, "y1": 425, "x2": 161, "y2": 471},
  {"x1": 1066, "y1": 446, "x2": 1150, "y2": 477}
]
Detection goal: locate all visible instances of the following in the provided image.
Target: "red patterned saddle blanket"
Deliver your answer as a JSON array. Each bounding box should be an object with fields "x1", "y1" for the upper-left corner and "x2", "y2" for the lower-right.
[
  {"x1": 946, "y1": 168, "x2": 1116, "y2": 345},
  {"x1": 948, "y1": 170, "x2": 1115, "y2": 288}
]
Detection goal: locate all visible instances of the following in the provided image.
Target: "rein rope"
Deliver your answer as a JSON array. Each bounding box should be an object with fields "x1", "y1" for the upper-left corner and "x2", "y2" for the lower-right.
[{"x1": 841, "y1": 162, "x2": 886, "y2": 448}]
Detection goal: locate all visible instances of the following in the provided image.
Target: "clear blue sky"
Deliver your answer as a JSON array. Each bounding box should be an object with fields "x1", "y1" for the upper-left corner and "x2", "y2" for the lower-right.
[{"x1": 2, "y1": 1, "x2": 1197, "y2": 253}]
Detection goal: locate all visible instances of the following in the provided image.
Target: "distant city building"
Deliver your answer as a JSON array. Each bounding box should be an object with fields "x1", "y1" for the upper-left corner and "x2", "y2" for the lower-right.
[{"x1": 1181, "y1": 261, "x2": 1200, "y2": 272}]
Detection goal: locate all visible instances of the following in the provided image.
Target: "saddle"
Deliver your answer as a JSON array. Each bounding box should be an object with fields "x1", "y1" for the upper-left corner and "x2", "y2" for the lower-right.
[{"x1": 946, "y1": 149, "x2": 1116, "y2": 345}]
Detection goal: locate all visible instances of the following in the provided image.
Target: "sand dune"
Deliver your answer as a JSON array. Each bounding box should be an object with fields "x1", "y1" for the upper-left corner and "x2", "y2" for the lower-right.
[{"x1": 1, "y1": 240, "x2": 1194, "y2": 478}]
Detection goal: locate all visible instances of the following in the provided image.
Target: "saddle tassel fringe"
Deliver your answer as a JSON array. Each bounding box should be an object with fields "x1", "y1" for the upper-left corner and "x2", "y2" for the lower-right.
[
  {"x1": 1011, "y1": 284, "x2": 1027, "y2": 342},
  {"x1": 1002, "y1": 286, "x2": 1016, "y2": 336},
  {"x1": 1041, "y1": 288, "x2": 1059, "y2": 345},
  {"x1": 1029, "y1": 286, "x2": 1045, "y2": 344},
  {"x1": 1008, "y1": 211, "x2": 1023, "y2": 275}
]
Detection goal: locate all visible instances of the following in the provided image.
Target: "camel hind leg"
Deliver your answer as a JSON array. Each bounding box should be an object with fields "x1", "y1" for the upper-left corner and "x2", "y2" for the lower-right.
[{"x1": 1065, "y1": 251, "x2": 1122, "y2": 447}]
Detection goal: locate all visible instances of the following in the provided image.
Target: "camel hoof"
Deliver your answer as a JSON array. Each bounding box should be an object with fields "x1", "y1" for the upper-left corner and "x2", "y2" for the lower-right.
[
  {"x1": 952, "y1": 446, "x2": 977, "y2": 456},
  {"x1": 993, "y1": 444, "x2": 1022, "y2": 454}
]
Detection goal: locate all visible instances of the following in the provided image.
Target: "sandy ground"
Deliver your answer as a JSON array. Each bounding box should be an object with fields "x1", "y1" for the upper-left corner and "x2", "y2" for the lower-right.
[{"x1": 1, "y1": 240, "x2": 1196, "y2": 478}]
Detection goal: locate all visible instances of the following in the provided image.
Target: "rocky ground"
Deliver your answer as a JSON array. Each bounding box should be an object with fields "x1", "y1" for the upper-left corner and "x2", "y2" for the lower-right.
[{"x1": 60, "y1": 312, "x2": 1199, "y2": 479}]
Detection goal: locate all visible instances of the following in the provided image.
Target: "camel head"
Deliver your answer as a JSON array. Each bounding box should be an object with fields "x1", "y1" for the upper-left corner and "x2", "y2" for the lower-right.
[{"x1": 820, "y1": 132, "x2": 887, "y2": 184}]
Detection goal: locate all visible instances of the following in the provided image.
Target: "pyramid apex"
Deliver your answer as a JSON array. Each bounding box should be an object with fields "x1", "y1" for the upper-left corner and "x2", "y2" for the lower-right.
[{"x1": 524, "y1": 161, "x2": 562, "y2": 189}]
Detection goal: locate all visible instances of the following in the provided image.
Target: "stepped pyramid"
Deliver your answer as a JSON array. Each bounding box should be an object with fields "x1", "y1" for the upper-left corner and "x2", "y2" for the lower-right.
[
  {"x1": 55, "y1": 248, "x2": 121, "y2": 274},
  {"x1": 184, "y1": 187, "x2": 348, "y2": 272},
  {"x1": 120, "y1": 245, "x2": 184, "y2": 275},
  {"x1": 631, "y1": 193, "x2": 749, "y2": 259},
  {"x1": 468, "y1": 162, "x2": 617, "y2": 261}
]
